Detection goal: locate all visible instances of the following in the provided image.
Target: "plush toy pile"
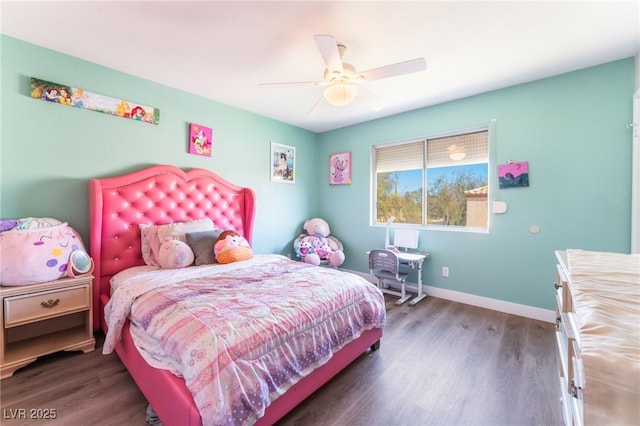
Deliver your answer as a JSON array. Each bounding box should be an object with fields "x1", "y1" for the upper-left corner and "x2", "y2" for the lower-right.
[
  {"x1": 293, "y1": 218, "x2": 345, "y2": 268},
  {"x1": 214, "y1": 230, "x2": 253, "y2": 264}
]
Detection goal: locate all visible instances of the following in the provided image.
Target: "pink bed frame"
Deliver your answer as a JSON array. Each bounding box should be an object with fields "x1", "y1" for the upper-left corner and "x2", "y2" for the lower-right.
[{"x1": 88, "y1": 165, "x2": 382, "y2": 426}]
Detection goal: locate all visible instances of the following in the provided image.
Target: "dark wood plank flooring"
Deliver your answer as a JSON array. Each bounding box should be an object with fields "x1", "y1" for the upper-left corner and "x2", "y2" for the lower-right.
[{"x1": 0, "y1": 296, "x2": 562, "y2": 425}]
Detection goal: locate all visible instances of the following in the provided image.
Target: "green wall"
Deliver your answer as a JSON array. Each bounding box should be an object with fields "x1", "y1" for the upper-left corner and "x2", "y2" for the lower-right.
[
  {"x1": 1, "y1": 36, "x2": 635, "y2": 311},
  {"x1": 316, "y1": 58, "x2": 635, "y2": 310},
  {"x1": 0, "y1": 36, "x2": 318, "y2": 255}
]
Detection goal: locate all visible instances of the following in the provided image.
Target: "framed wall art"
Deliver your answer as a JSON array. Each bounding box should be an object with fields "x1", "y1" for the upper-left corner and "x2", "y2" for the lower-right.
[
  {"x1": 498, "y1": 161, "x2": 530, "y2": 188},
  {"x1": 271, "y1": 142, "x2": 295, "y2": 183},
  {"x1": 189, "y1": 123, "x2": 213, "y2": 157},
  {"x1": 329, "y1": 151, "x2": 352, "y2": 185}
]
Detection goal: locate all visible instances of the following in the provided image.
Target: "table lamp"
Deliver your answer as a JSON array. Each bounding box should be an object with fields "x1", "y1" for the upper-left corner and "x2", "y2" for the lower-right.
[{"x1": 384, "y1": 216, "x2": 395, "y2": 249}]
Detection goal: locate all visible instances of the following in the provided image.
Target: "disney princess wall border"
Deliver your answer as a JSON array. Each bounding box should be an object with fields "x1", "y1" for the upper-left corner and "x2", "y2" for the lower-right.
[
  {"x1": 29, "y1": 77, "x2": 160, "y2": 125},
  {"x1": 329, "y1": 151, "x2": 352, "y2": 185}
]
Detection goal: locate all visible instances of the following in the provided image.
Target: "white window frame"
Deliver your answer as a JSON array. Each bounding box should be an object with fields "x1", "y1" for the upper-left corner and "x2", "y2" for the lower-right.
[{"x1": 371, "y1": 126, "x2": 490, "y2": 233}]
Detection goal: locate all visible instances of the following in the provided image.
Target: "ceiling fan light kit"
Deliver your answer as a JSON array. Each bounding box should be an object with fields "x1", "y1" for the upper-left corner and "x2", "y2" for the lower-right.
[
  {"x1": 324, "y1": 83, "x2": 358, "y2": 106},
  {"x1": 447, "y1": 144, "x2": 466, "y2": 161},
  {"x1": 261, "y1": 34, "x2": 426, "y2": 111},
  {"x1": 449, "y1": 152, "x2": 467, "y2": 161}
]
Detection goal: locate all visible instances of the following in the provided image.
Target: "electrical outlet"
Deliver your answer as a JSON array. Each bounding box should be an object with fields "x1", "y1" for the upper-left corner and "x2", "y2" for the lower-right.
[{"x1": 442, "y1": 266, "x2": 449, "y2": 278}]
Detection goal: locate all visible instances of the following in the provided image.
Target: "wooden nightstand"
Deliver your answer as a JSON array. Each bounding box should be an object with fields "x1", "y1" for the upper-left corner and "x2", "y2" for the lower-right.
[{"x1": 0, "y1": 275, "x2": 95, "y2": 379}]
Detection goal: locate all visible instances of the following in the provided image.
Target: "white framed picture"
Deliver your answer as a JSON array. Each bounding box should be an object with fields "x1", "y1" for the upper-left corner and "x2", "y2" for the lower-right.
[{"x1": 270, "y1": 142, "x2": 295, "y2": 183}]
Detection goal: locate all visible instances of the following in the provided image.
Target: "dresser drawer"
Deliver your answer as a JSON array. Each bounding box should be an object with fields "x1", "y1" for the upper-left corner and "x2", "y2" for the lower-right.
[
  {"x1": 555, "y1": 264, "x2": 567, "y2": 311},
  {"x1": 4, "y1": 285, "x2": 90, "y2": 327}
]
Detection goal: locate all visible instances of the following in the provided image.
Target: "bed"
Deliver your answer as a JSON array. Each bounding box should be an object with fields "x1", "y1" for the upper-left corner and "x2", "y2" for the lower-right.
[{"x1": 88, "y1": 164, "x2": 385, "y2": 426}]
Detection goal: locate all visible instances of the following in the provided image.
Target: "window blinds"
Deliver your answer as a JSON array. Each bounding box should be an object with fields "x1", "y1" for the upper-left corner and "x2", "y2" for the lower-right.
[
  {"x1": 375, "y1": 140, "x2": 425, "y2": 173},
  {"x1": 375, "y1": 130, "x2": 488, "y2": 172},
  {"x1": 427, "y1": 130, "x2": 488, "y2": 168}
]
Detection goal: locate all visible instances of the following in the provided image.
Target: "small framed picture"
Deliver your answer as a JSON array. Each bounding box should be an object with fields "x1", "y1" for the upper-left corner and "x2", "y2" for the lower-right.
[
  {"x1": 189, "y1": 123, "x2": 213, "y2": 157},
  {"x1": 271, "y1": 142, "x2": 295, "y2": 183},
  {"x1": 498, "y1": 161, "x2": 529, "y2": 188},
  {"x1": 329, "y1": 151, "x2": 352, "y2": 185}
]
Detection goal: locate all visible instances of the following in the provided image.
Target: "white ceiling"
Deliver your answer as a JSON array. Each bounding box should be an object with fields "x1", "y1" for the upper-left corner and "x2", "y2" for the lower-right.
[{"x1": 2, "y1": 1, "x2": 639, "y2": 133}]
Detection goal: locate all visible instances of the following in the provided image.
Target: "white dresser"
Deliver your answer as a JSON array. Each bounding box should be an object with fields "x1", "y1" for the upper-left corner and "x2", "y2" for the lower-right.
[{"x1": 555, "y1": 250, "x2": 640, "y2": 425}]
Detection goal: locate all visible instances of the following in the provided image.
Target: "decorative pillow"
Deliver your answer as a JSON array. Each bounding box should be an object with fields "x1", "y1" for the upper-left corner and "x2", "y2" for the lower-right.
[
  {"x1": 213, "y1": 230, "x2": 253, "y2": 264},
  {"x1": 0, "y1": 219, "x2": 87, "y2": 286},
  {"x1": 156, "y1": 218, "x2": 214, "y2": 244},
  {"x1": 139, "y1": 218, "x2": 214, "y2": 266},
  {"x1": 157, "y1": 238, "x2": 195, "y2": 269},
  {"x1": 14, "y1": 217, "x2": 63, "y2": 229},
  {"x1": 0, "y1": 219, "x2": 19, "y2": 232},
  {"x1": 139, "y1": 224, "x2": 160, "y2": 266},
  {"x1": 186, "y1": 230, "x2": 222, "y2": 266}
]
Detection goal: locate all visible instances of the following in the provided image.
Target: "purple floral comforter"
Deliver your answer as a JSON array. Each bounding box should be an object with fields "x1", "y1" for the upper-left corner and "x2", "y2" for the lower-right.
[{"x1": 103, "y1": 254, "x2": 386, "y2": 426}]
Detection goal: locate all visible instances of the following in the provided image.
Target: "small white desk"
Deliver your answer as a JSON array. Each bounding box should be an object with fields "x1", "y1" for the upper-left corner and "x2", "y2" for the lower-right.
[{"x1": 395, "y1": 251, "x2": 429, "y2": 305}]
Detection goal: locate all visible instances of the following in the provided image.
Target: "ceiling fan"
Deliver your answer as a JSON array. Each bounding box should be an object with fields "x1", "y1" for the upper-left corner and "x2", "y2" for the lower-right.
[{"x1": 260, "y1": 34, "x2": 427, "y2": 112}]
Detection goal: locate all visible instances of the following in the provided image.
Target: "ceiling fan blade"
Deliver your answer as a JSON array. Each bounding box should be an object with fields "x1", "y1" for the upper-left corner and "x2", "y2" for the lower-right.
[
  {"x1": 357, "y1": 87, "x2": 386, "y2": 111},
  {"x1": 306, "y1": 94, "x2": 325, "y2": 116},
  {"x1": 260, "y1": 80, "x2": 329, "y2": 88},
  {"x1": 314, "y1": 34, "x2": 343, "y2": 74},
  {"x1": 359, "y1": 58, "x2": 427, "y2": 81}
]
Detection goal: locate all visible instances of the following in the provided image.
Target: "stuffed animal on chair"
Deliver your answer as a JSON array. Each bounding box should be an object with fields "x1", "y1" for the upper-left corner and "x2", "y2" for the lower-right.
[{"x1": 293, "y1": 218, "x2": 345, "y2": 268}]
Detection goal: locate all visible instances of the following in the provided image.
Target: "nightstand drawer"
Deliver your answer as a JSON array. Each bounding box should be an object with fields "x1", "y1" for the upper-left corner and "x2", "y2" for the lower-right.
[{"x1": 4, "y1": 285, "x2": 90, "y2": 327}]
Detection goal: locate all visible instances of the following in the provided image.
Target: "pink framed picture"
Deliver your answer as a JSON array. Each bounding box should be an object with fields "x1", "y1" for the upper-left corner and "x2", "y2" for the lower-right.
[
  {"x1": 498, "y1": 161, "x2": 529, "y2": 188},
  {"x1": 329, "y1": 151, "x2": 352, "y2": 185},
  {"x1": 189, "y1": 123, "x2": 213, "y2": 157}
]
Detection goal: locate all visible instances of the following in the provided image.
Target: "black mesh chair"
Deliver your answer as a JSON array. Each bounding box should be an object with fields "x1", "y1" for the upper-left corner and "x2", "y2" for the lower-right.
[{"x1": 369, "y1": 249, "x2": 410, "y2": 305}]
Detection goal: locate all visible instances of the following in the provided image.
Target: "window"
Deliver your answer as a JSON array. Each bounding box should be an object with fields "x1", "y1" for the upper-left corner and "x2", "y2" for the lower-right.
[{"x1": 372, "y1": 128, "x2": 489, "y2": 230}]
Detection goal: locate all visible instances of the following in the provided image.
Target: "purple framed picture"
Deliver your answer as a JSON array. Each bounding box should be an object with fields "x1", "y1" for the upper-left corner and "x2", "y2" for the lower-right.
[{"x1": 329, "y1": 151, "x2": 352, "y2": 185}]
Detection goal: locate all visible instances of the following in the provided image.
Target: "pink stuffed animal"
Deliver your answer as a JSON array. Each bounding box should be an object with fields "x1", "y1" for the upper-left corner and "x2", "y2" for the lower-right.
[
  {"x1": 0, "y1": 217, "x2": 87, "y2": 286},
  {"x1": 157, "y1": 237, "x2": 194, "y2": 269},
  {"x1": 293, "y1": 218, "x2": 345, "y2": 268}
]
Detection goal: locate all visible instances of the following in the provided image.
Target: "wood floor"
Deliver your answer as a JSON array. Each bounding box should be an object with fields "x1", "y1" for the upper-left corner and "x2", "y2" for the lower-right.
[{"x1": 0, "y1": 295, "x2": 562, "y2": 426}]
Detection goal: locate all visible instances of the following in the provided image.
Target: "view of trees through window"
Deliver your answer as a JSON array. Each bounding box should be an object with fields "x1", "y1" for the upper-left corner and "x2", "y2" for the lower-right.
[
  {"x1": 376, "y1": 170, "x2": 423, "y2": 224},
  {"x1": 426, "y1": 164, "x2": 488, "y2": 226},
  {"x1": 374, "y1": 130, "x2": 489, "y2": 229}
]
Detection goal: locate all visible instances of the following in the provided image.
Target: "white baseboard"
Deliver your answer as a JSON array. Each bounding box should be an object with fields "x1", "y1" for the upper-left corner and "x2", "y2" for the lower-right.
[{"x1": 344, "y1": 269, "x2": 555, "y2": 323}]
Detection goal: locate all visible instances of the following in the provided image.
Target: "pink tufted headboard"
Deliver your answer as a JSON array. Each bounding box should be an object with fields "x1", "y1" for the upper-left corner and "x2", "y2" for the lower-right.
[{"x1": 88, "y1": 165, "x2": 256, "y2": 330}]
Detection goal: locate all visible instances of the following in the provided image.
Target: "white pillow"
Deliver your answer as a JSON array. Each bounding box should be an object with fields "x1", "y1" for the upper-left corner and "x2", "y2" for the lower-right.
[
  {"x1": 139, "y1": 224, "x2": 159, "y2": 266},
  {"x1": 156, "y1": 218, "x2": 214, "y2": 244},
  {"x1": 139, "y1": 218, "x2": 214, "y2": 266}
]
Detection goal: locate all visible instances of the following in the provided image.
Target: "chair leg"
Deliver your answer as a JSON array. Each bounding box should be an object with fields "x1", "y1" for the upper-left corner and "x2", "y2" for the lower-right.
[{"x1": 394, "y1": 282, "x2": 411, "y2": 305}]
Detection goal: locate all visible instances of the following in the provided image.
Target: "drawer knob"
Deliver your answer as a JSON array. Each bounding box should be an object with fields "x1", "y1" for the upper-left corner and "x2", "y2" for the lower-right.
[
  {"x1": 40, "y1": 298, "x2": 60, "y2": 309},
  {"x1": 554, "y1": 281, "x2": 562, "y2": 289},
  {"x1": 570, "y1": 380, "x2": 579, "y2": 398}
]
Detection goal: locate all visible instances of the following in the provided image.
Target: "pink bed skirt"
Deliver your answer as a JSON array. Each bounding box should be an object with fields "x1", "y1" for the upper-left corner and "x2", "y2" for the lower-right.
[{"x1": 108, "y1": 299, "x2": 382, "y2": 426}]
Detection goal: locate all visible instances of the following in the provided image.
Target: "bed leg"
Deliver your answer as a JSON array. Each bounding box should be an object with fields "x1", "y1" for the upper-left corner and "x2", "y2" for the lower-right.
[
  {"x1": 370, "y1": 340, "x2": 381, "y2": 351},
  {"x1": 146, "y1": 404, "x2": 162, "y2": 426}
]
